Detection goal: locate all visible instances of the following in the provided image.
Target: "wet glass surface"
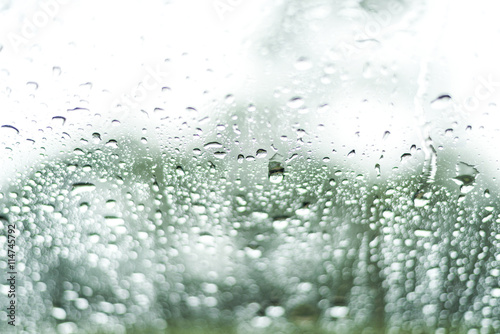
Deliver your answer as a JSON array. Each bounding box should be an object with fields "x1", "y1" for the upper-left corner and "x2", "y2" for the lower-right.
[{"x1": 1, "y1": 0, "x2": 500, "y2": 333}]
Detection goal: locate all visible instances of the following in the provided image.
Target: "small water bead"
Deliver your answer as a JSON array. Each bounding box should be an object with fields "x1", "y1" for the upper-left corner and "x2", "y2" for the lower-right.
[
  {"x1": 294, "y1": 57, "x2": 312, "y2": 71},
  {"x1": 287, "y1": 97, "x2": 304, "y2": 109}
]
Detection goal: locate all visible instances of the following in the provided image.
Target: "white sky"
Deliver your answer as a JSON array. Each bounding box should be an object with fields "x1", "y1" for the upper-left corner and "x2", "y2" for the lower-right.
[{"x1": 0, "y1": 0, "x2": 499, "y2": 188}]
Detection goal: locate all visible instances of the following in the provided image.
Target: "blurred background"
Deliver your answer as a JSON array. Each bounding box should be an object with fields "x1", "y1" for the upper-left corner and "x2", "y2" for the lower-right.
[{"x1": 1, "y1": 0, "x2": 500, "y2": 333}]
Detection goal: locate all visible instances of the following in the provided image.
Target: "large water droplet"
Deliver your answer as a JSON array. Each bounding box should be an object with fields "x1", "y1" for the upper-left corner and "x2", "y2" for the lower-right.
[
  {"x1": 268, "y1": 154, "x2": 285, "y2": 184},
  {"x1": 256, "y1": 149, "x2": 267, "y2": 158},
  {"x1": 1, "y1": 125, "x2": 19, "y2": 134},
  {"x1": 92, "y1": 133, "x2": 101, "y2": 143},
  {"x1": 453, "y1": 162, "x2": 478, "y2": 194},
  {"x1": 71, "y1": 183, "x2": 96, "y2": 195}
]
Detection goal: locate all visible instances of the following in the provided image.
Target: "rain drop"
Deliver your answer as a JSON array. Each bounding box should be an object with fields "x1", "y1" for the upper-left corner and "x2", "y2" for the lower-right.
[
  {"x1": 26, "y1": 81, "x2": 38, "y2": 90},
  {"x1": 287, "y1": 97, "x2": 304, "y2": 109},
  {"x1": 52, "y1": 66, "x2": 61, "y2": 76},
  {"x1": 256, "y1": 149, "x2": 267, "y2": 158},
  {"x1": 92, "y1": 133, "x2": 101, "y2": 143},
  {"x1": 104, "y1": 216, "x2": 125, "y2": 227},
  {"x1": 430, "y1": 94, "x2": 452, "y2": 109},
  {"x1": 52, "y1": 116, "x2": 66, "y2": 126},
  {"x1": 71, "y1": 183, "x2": 96, "y2": 195},
  {"x1": 176, "y1": 166, "x2": 185, "y2": 176},
  {"x1": 214, "y1": 151, "x2": 227, "y2": 159},
  {"x1": 105, "y1": 140, "x2": 118, "y2": 148},
  {"x1": 294, "y1": 57, "x2": 312, "y2": 71},
  {"x1": 204, "y1": 142, "x2": 223, "y2": 149},
  {"x1": 413, "y1": 190, "x2": 431, "y2": 208},
  {"x1": 268, "y1": 154, "x2": 285, "y2": 184},
  {"x1": 1, "y1": 125, "x2": 19, "y2": 134}
]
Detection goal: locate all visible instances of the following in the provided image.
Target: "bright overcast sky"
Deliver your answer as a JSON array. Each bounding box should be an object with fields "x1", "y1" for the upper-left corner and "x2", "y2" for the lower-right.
[{"x1": 0, "y1": 0, "x2": 499, "y2": 188}]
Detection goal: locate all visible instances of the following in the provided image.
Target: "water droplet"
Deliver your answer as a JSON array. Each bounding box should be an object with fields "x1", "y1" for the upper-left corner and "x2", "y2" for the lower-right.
[
  {"x1": 92, "y1": 133, "x2": 101, "y2": 143},
  {"x1": 52, "y1": 116, "x2": 66, "y2": 126},
  {"x1": 52, "y1": 66, "x2": 61, "y2": 76},
  {"x1": 430, "y1": 94, "x2": 452, "y2": 109},
  {"x1": 204, "y1": 142, "x2": 223, "y2": 149},
  {"x1": 453, "y1": 162, "x2": 478, "y2": 193},
  {"x1": 176, "y1": 166, "x2": 185, "y2": 176},
  {"x1": 414, "y1": 230, "x2": 432, "y2": 237},
  {"x1": 362, "y1": 62, "x2": 373, "y2": 78},
  {"x1": 296, "y1": 206, "x2": 311, "y2": 216},
  {"x1": 105, "y1": 140, "x2": 118, "y2": 148},
  {"x1": 51, "y1": 307, "x2": 66, "y2": 320},
  {"x1": 106, "y1": 200, "x2": 116, "y2": 209},
  {"x1": 273, "y1": 217, "x2": 289, "y2": 230},
  {"x1": 245, "y1": 247, "x2": 262, "y2": 259},
  {"x1": 400, "y1": 153, "x2": 412, "y2": 162},
  {"x1": 88, "y1": 234, "x2": 99, "y2": 243},
  {"x1": 329, "y1": 306, "x2": 349, "y2": 318},
  {"x1": 79, "y1": 202, "x2": 89, "y2": 213},
  {"x1": 1, "y1": 125, "x2": 19, "y2": 134},
  {"x1": 251, "y1": 316, "x2": 271, "y2": 328},
  {"x1": 41, "y1": 204, "x2": 55, "y2": 213},
  {"x1": 26, "y1": 81, "x2": 38, "y2": 90},
  {"x1": 375, "y1": 164, "x2": 381, "y2": 177},
  {"x1": 193, "y1": 205, "x2": 206, "y2": 214},
  {"x1": 317, "y1": 104, "x2": 330, "y2": 114},
  {"x1": 71, "y1": 183, "x2": 96, "y2": 195},
  {"x1": 256, "y1": 149, "x2": 267, "y2": 158},
  {"x1": 104, "y1": 216, "x2": 125, "y2": 227},
  {"x1": 214, "y1": 151, "x2": 227, "y2": 159},
  {"x1": 199, "y1": 232, "x2": 215, "y2": 245},
  {"x1": 287, "y1": 97, "x2": 304, "y2": 109},
  {"x1": 382, "y1": 210, "x2": 394, "y2": 219},
  {"x1": 294, "y1": 57, "x2": 312, "y2": 71},
  {"x1": 73, "y1": 148, "x2": 85, "y2": 155},
  {"x1": 252, "y1": 212, "x2": 269, "y2": 220},
  {"x1": 414, "y1": 190, "x2": 431, "y2": 208},
  {"x1": 347, "y1": 150, "x2": 356, "y2": 157},
  {"x1": 237, "y1": 154, "x2": 244, "y2": 163},
  {"x1": 297, "y1": 129, "x2": 306, "y2": 138},
  {"x1": 269, "y1": 154, "x2": 284, "y2": 184}
]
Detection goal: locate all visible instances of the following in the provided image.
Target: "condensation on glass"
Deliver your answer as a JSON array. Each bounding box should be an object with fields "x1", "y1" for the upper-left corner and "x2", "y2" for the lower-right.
[{"x1": 1, "y1": 0, "x2": 500, "y2": 333}]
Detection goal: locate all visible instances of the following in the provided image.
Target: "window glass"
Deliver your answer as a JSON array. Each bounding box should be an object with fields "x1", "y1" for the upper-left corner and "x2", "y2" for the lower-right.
[{"x1": 1, "y1": 0, "x2": 500, "y2": 333}]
